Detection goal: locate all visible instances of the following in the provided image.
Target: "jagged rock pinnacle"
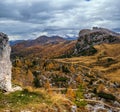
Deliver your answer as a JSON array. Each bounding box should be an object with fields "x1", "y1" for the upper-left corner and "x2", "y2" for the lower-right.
[{"x1": 0, "y1": 32, "x2": 12, "y2": 91}]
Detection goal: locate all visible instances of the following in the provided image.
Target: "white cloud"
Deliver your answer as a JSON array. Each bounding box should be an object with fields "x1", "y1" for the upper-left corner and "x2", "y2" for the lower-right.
[
  {"x1": 9, "y1": 35, "x2": 22, "y2": 40},
  {"x1": 0, "y1": 0, "x2": 120, "y2": 40}
]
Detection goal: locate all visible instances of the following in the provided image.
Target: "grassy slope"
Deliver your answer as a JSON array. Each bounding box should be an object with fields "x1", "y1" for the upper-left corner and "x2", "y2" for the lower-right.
[
  {"x1": 5, "y1": 43, "x2": 119, "y2": 111},
  {"x1": 11, "y1": 40, "x2": 76, "y2": 58},
  {"x1": 0, "y1": 88, "x2": 74, "y2": 112},
  {"x1": 55, "y1": 43, "x2": 120, "y2": 82}
]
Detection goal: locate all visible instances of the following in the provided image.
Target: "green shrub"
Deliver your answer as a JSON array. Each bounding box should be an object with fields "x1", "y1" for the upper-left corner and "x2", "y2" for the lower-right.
[
  {"x1": 34, "y1": 77, "x2": 41, "y2": 87},
  {"x1": 53, "y1": 76, "x2": 68, "y2": 82},
  {"x1": 97, "y1": 92, "x2": 116, "y2": 100},
  {"x1": 62, "y1": 65, "x2": 70, "y2": 73},
  {"x1": 75, "y1": 85, "x2": 87, "y2": 107},
  {"x1": 75, "y1": 100, "x2": 87, "y2": 107}
]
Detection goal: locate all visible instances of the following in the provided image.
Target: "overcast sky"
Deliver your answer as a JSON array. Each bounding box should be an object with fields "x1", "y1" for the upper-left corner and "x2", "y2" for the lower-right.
[{"x1": 0, "y1": 0, "x2": 120, "y2": 40}]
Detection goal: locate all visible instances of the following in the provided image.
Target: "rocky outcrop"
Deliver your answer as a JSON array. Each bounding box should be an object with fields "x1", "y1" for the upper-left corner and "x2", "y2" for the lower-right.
[
  {"x1": 0, "y1": 33, "x2": 12, "y2": 91},
  {"x1": 0, "y1": 33, "x2": 22, "y2": 92},
  {"x1": 75, "y1": 27, "x2": 120, "y2": 55}
]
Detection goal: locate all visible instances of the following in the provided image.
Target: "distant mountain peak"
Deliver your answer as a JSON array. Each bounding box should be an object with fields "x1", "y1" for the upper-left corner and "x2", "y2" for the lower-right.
[{"x1": 11, "y1": 35, "x2": 66, "y2": 49}]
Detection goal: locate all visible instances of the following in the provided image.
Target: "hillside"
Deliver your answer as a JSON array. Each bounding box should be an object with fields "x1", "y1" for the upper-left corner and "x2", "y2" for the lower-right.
[
  {"x1": 4, "y1": 28, "x2": 120, "y2": 111},
  {"x1": 11, "y1": 36, "x2": 76, "y2": 58},
  {"x1": 12, "y1": 35, "x2": 65, "y2": 47}
]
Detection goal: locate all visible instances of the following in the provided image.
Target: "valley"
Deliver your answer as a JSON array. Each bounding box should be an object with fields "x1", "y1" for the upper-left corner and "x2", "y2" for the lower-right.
[
  {"x1": 1, "y1": 28, "x2": 120, "y2": 112},
  {"x1": 0, "y1": 0, "x2": 120, "y2": 111}
]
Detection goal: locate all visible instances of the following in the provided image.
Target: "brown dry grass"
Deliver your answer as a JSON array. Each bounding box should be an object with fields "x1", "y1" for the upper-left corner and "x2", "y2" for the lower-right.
[
  {"x1": 12, "y1": 40, "x2": 76, "y2": 59},
  {"x1": 105, "y1": 69, "x2": 120, "y2": 82},
  {"x1": 55, "y1": 43, "x2": 120, "y2": 82}
]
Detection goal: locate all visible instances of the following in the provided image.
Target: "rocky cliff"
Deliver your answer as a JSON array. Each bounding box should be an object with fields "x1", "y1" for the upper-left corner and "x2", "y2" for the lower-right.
[
  {"x1": 0, "y1": 33, "x2": 12, "y2": 91},
  {"x1": 75, "y1": 27, "x2": 120, "y2": 55}
]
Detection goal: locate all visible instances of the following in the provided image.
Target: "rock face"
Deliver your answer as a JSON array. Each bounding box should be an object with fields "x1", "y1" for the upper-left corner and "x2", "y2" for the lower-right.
[
  {"x1": 75, "y1": 27, "x2": 120, "y2": 55},
  {"x1": 0, "y1": 33, "x2": 12, "y2": 91}
]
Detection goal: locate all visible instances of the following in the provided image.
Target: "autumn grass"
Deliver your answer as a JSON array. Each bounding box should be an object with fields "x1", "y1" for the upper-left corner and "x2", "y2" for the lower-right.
[
  {"x1": 0, "y1": 89, "x2": 50, "y2": 111},
  {"x1": 105, "y1": 69, "x2": 120, "y2": 82},
  {"x1": 55, "y1": 43, "x2": 120, "y2": 82},
  {"x1": 0, "y1": 86, "x2": 75, "y2": 112}
]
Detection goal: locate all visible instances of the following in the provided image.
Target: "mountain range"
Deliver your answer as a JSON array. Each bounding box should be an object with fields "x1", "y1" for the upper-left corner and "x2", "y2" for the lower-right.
[
  {"x1": 9, "y1": 27, "x2": 120, "y2": 112},
  {"x1": 11, "y1": 27, "x2": 120, "y2": 58},
  {"x1": 9, "y1": 35, "x2": 77, "y2": 46},
  {"x1": 11, "y1": 35, "x2": 76, "y2": 58}
]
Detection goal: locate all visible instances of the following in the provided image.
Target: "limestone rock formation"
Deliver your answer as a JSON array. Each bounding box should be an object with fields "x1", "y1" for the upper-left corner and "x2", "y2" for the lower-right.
[
  {"x1": 75, "y1": 27, "x2": 120, "y2": 55},
  {"x1": 0, "y1": 32, "x2": 12, "y2": 91}
]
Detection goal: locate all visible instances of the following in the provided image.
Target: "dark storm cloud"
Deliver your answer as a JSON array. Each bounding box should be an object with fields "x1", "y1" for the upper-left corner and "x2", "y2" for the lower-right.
[
  {"x1": 0, "y1": 0, "x2": 120, "y2": 40},
  {"x1": 0, "y1": 0, "x2": 78, "y2": 22}
]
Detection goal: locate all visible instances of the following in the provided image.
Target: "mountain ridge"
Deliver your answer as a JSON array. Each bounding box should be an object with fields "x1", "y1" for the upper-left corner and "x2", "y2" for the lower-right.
[
  {"x1": 75, "y1": 27, "x2": 120, "y2": 56},
  {"x1": 9, "y1": 35, "x2": 77, "y2": 46},
  {"x1": 11, "y1": 35, "x2": 66, "y2": 47},
  {"x1": 11, "y1": 27, "x2": 120, "y2": 58},
  {"x1": 1, "y1": 28, "x2": 120, "y2": 112}
]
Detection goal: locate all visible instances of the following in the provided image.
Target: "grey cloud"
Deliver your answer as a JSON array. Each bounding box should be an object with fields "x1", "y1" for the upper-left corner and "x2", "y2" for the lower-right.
[{"x1": 0, "y1": 0, "x2": 120, "y2": 40}]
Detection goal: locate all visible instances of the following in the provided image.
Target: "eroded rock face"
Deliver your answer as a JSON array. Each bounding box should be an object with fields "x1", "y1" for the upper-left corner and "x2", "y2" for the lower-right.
[
  {"x1": 75, "y1": 27, "x2": 120, "y2": 55},
  {"x1": 0, "y1": 33, "x2": 12, "y2": 91}
]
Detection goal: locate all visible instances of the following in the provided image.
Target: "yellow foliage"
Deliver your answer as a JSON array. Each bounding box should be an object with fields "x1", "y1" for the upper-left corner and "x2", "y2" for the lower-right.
[
  {"x1": 97, "y1": 84, "x2": 105, "y2": 93},
  {"x1": 69, "y1": 65, "x2": 75, "y2": 73},
  {"x1": 15, "y1": 59, "x2": 22, "y2": 67},
  {"x1": 76, "y1": 75, "x2": 83, "y2": 83},
  {"x1": 66, "y1": 87, "x2": 75, "y2": 101},
  {"x1": 24, "y1": 59, "x2": 31, "y2": 66},
  {"x1": 23, "y1": 69, "x2": 34, "y2": 86},
  {"x1": 46, "y1": 63, "x2": 54, "y2": 70},
  {"x1": 44, "y1": 80, "x2": 51, "y2": 90}
]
